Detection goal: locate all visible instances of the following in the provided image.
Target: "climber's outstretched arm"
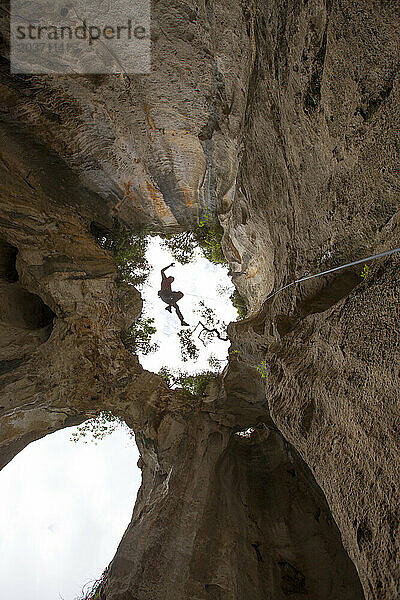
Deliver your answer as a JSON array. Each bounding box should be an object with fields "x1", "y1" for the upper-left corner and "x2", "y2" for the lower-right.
[{"x1": 161, "y1": 263, "x2": 175, "y2": 279}]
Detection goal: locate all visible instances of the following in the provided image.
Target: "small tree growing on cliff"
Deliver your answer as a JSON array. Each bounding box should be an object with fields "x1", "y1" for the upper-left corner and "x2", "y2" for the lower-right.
[
  {"x1": 229, "y1": 289, "x2": 248, "y2": 319},
  {"x1": 91, "y1": 220, "x2": 151, "y2": 287}
]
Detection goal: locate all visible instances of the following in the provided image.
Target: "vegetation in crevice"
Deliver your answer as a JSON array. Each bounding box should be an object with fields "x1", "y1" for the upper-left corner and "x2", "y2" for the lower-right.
[
  {"x1": 256, "y1": 360, "x2": 268, "y2": 380},
  {"x1": 70, "y1": 411, "x2": 134, "y2": 444},
  {"x1": 91, "y1": 219, "x2": 151, "y2": 287},
  {"x1": 75, "y1": 567, "x2": 108, "y2": 600},
  {"x1": 230, "y1": 289, "x2": 248, "y2": 319},
  {"x1": 158, "y1": 367, "x2": 217, "y2": 398},
  {"x1": 361, "y1": 264, "x2": 371, "y2": 279},
  {"x1": 161, "y1": 210, "x2": 227, "y2": 266},
  {"x1": 121, "y1": 314, "x2": 159, "y2": 355}
]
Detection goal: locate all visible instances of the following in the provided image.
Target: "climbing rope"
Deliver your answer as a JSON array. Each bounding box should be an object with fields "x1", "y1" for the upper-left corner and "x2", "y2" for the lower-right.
[
  {"x1": 139, "y1": 246, "x2": 400, "y2": 305},
  {"x1": 140, "y1": 281, "x2": 227, "y2": 303},
  {"x1": 264, "y1": 247, "x2": 400, "y2": 303}
]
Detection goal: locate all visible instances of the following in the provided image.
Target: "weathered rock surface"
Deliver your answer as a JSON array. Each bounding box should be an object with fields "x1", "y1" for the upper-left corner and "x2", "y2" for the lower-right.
[
  {"x1": 0, "y1": 0, "x2": 399, "y2": 599},
  {"x1": 107, "y1": 387, "x2": 364, "y2": 600}
]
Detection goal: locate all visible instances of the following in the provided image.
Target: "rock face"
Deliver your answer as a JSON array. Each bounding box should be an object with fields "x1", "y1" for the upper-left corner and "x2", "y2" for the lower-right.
[
  {"x1": 0, "y1": 1, "x2": 399, "y2": 599},
  {"x1": 106, "y1": 389, "x2": 364, "y2": 600}
]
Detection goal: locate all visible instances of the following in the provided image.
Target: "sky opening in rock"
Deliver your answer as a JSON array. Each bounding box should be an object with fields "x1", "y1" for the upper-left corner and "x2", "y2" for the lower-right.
[
  {"x1": 138, "y1": 235, "x2": 238, "y2": 373},
  {"x1": 0, "y1": 426, "x2": 140, "y2": 600},
  {"x1": 0, "y1": 237, "x2": 237, "y2": 600}
]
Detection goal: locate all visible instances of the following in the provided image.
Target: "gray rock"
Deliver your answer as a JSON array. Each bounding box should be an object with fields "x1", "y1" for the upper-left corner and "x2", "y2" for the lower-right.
[{"x1": 1, "y1": 0, "x2": 399, "y2": 598}]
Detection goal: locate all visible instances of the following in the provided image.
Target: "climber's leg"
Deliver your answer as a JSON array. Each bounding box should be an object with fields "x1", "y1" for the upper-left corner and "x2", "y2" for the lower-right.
[
  {"x1": 171, "y1": 291, "x2": 184, "y2": 303},
  {"x1": 172, "y1": 302, "x2": 189, "y2": 326}
]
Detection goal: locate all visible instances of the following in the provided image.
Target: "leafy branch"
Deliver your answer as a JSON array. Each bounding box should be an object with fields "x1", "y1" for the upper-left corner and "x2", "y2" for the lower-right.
[
  {"x1": 91, "y1": 220, "x2": 151, "y2": 287},
  {"x1": 70, "y1": 412, "x2": 133, "y2": 444},
  {"x1": 121, "y1": 315, "x2": 159, "y2": 355},
  {"x1": 161, "y1": 210, "x2": 227, "y2": 266},
  {"x1": 178, "y1": 300, "x2": 229, "y2": 362}
]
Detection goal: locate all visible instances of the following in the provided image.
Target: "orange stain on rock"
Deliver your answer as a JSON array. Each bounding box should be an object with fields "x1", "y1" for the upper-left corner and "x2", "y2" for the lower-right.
[
  {"x1": 228, "y1": 237, "x2": 242, "y2": 262},
  {"x1": 246, "y1": 265, "x2": 259, "y2": 279},
  {"x1": 145, "y1": 180, "x2": 170, "y2": 218},
  {"x1": 122, "y1": 180, "x2": 141, "y2": 208},
  {"x1": 124, "y1": 181, "x2": 132, "y2": 196},
  {"x1": 182, "y1": 185, "x2": 193, "y2": 207},
  {"x1": 143, "y1": 104, "x2": 156, "y2": 131}
]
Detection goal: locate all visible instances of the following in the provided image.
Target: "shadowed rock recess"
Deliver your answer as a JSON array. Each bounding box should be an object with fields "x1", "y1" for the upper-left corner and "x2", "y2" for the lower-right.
[{"x1": 0, "y1": 1, "x2": 399, "y2": 598}]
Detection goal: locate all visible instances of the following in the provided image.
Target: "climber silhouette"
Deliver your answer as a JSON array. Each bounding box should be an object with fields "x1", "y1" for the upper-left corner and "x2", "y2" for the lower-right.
[{"x1": 158, "y1": 263, "x2": 189, "y2": 326}]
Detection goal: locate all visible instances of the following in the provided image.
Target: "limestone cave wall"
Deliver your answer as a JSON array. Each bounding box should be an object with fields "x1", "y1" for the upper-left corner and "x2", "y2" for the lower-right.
[{"x1": 0, "y1": 1, "x2": 399, "y2": 599}]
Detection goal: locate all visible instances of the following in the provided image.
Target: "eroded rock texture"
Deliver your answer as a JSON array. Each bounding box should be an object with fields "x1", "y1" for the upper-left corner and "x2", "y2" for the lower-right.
[
  {"x1": 106, "y1": 389, "x2": 364, "y2": 600},
  {"x1": 0, "y1": 0, "x2": 399, "y2": 599}
]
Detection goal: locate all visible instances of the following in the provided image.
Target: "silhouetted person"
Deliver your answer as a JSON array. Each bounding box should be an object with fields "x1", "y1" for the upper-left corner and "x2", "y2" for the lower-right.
[{"x1": 158, "y1": 263, "x2": 189, "y2": 326}]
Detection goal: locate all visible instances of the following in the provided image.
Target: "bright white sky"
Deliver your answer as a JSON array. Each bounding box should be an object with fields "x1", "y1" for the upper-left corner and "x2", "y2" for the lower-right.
[
  {"x1": 0, "y1": 237, "x2": 237, "y2": 600},
  {"x1": 139, "y1": 236, "x2": 237, "y2": 372},
  {"x1": 0, "y1": 426, "x2": 140, "y2": 600}
]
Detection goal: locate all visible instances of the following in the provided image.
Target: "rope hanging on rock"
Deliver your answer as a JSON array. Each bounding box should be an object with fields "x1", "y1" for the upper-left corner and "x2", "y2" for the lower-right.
[{"x1": 264, "y1": 246, "x2": 400, "y2": 303}]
